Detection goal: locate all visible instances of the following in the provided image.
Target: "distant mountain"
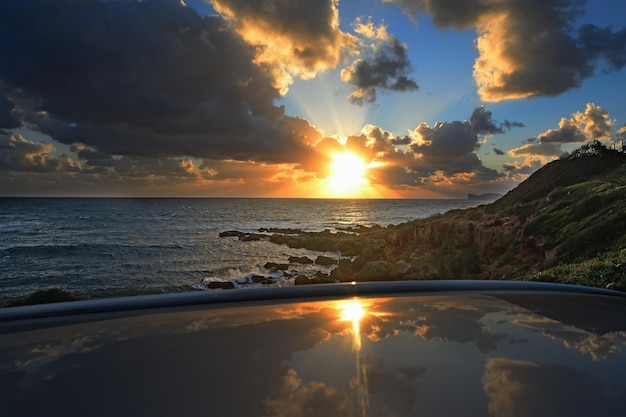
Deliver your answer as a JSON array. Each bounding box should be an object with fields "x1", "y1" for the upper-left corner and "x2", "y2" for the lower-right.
[{"x1": 269, "y1": 141, "x2": 626, "y2": 290}]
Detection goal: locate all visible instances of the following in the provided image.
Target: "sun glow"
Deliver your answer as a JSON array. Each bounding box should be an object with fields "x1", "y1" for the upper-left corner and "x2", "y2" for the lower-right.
[
  {"x1": 327, "y1": 152, "x2": 368, "y2": 195},
  {"x1": 339, "y1": 298, "x2": 366, "y2": 323}
]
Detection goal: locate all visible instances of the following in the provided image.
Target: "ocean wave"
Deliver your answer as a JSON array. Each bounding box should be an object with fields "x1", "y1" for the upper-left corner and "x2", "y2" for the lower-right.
[
  {"x1": 0, "y1": 198, "x2": 478, "y2": 301},
  {"x1": 0, "y1": 222, "x2": 27, "y2": 230}
]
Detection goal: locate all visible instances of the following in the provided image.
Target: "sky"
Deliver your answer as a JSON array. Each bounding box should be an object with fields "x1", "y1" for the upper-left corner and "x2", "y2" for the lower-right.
[{"x1": 1, "y1": 0, "x2": 625, "y2": 198}]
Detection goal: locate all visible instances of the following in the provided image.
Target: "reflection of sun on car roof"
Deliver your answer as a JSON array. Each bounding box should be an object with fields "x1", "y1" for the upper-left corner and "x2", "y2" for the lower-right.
[{"x1": 1, "y1": 281, "x2": 625, "y2": 417}]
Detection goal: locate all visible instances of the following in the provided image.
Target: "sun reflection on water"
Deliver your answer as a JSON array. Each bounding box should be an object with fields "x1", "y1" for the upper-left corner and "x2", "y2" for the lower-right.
[{"x1": 338, "y1": 298, "x2": 369, "y2": 417}]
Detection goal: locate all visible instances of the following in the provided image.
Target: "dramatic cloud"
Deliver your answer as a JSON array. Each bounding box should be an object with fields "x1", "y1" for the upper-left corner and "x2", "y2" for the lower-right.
[
  {"x1": 0, "y1": 0, "x2": 322, "y2": 167},
  {"x1": 511, "y1": 312, "x2": 626, "y2": 362},
  {"x1": 211, "y1": 0, "x2": 359, "y2": 93},
  {"x1": 509, "y1": 142, "x2": 564, "y2": 159},
  {"x1": 469, "y1": 106, "x2": 524, "y2": 135},
  {"x1": 405, "y1": 106, "x2": 513, "y2": 182},
  {"x1": 308, "y1": 106, "x2": 521, "y2": 195},
  {"x1": 574, "y1": 102, "x2": 613, "y2": 140},
  {"x1": 2, "y1": 0, "x2": 620, "y2": 197},
  {"x1": 0, "y1": 95, "x2": 20, "y2": 129},
  {"x1": 265, "y1": 369, "x2": 351, "y2": 417},
  {"x1": 510, "y1": 103, "x2": 612, "y2": 157},
  {"x1": 341, "y1": 19, "x2": 418, "y2": 105},
  {"x1": 0, "y1": 133, "x2": 81, "y2": 174},
  {"x1": 578, "y1": 24, "x2": 626, "y2": 71},
  {"x1": 385, "y1": 0, "x2": 626, "y2": 101}
]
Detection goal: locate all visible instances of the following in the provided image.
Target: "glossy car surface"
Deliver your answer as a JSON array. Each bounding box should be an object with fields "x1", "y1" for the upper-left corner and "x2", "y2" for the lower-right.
[{"x1": 1, "y1": 281, "x2": 625, "y2": 417}]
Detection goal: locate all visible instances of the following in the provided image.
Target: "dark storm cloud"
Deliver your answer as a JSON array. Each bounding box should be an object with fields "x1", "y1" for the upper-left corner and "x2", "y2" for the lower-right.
[
  {"x1": 69, "y1": 143, "x2": 114, "y2": 166},
  {"x1": 350, "y1": 107, "x2": 509, "y2": 189},
  {"x1": 0, "y1": 0, "x2": 320, "y2": 165},
  {"x1": 537, "y1": 119, "x2": 586, "y2": 144},
  {"x1": 470, "y1": 106, "x2": 504, "y2": 135},
  {"x1": 0, "y1": 95, "x2": 20, "y2": 129},
  {"x1": 469, "y1": 106, "x2": 522, "y2": 135},
  {"x1": 411, "y1": 121, "x2": 478, "y2": 156},
  {"x1": 385, "y1": 0, "x2": 626, "y2": 101},
  {"x1": 578, "y1": 24, "x2": 626, "y2": 70},
  {"x1": 0, "y1": 131, "x2": 222, "y2": 194},
  {"x1": 341, "y1": 38, "x2": 418, "y2": 105},
  {"x1": 408, "y1": 105, "x2": 515, "y2": 173}
]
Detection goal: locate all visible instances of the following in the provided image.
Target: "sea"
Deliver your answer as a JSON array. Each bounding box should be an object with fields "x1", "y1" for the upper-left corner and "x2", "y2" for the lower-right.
[{"x1": 0, "y1": 198, "x2": 485, "y2": 301}]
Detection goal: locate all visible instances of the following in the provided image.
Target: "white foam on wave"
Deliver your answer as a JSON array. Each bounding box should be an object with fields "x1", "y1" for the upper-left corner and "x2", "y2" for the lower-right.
[{"x1": 193, "y1": 267, "x2": 296, "y2": 291}]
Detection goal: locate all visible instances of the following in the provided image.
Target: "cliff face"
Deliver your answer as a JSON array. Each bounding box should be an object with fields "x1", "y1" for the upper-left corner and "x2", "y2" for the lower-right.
[
  {"x1": 270, "y1": 143, "x2": 626, "y2": 289},
  {"x1": 355, "y1": 143, "x2": 626, "y2": 283}
]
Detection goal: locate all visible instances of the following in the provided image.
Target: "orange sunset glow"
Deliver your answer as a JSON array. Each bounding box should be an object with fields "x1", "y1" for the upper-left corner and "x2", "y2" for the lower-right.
[
  {"x1": 328, "y1": 152, "x2": 368, "y2": 193},
  {"x1": 1, "y1": 0, "x2": 624, "y2": 198}
]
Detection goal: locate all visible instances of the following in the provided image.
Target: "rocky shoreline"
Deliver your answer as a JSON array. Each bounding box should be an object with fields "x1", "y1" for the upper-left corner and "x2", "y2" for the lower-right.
[
  {"x1": 212, "y1": 143, "x2": 626, "y2": 291},
  {"x1": 214, "y1": 224, "x2": 399, "y2": 287},
  {"x1": 197, "y1": 239, "x2": 345, "y2": 288}
]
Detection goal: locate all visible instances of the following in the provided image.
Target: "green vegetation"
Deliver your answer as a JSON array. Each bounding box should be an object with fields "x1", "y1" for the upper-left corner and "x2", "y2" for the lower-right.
[{"x1": 524, "y1": 249, "x2": 626, "y2": 291}]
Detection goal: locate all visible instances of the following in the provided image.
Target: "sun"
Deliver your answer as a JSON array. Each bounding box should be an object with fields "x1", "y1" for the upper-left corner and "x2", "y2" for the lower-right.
[
  {"x1": 339, "y1": 298, "x2": 366, "y2": 323},
  {"x1": 327, "y1": 152, "x2": 368, "y2": 195}
]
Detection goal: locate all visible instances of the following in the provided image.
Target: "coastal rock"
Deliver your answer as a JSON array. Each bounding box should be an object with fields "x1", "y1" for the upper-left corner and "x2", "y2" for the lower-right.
[
  {"x1": 264, "y1": 262, "x2": 289, "y2": 271},
  {"x1": 310, "y1": 274, "x2": 335, "y2": 284},
  {"x1": 315, "y1": 255, "x2": 337, "y2": 266},
  {"x1": 329, "y1": 259, "x2": 354, "y2": 282},
  {"x1": 294, "y1": 275, "x2": 311, "y2": 285},
  {"x1": 207, "y1": 281, "x2": 235, "y2": 290},
  {"x1": 251, "y1": 275, "x2": 268, "y2": 283},
  {"x1": 288, "y1": 256, "x2": 314, "y2": 264},
  {"x1": 262, "y1": 228, "x2": 304, "y2": 234},
  {"x1": 218, "y1": 230, "x2": 244, "y2": 238},
  {"x1": 219, "y1": 230, "x2": 268, "y2": 241},
  {"x1": 241, "y1": 233, "x2": 269, "y2": 242}
]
